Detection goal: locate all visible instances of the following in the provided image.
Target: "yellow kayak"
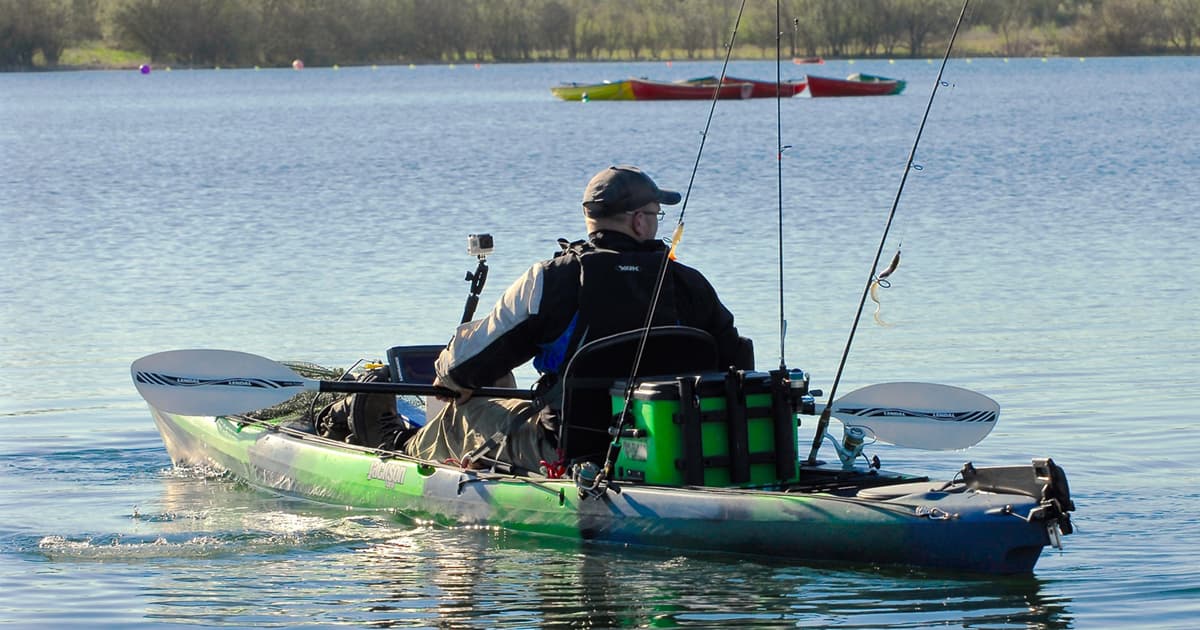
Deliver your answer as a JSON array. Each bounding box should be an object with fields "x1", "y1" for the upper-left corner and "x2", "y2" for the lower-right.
[{"x1": 550, "y1": 80, "x2": 635, "y2": 101}]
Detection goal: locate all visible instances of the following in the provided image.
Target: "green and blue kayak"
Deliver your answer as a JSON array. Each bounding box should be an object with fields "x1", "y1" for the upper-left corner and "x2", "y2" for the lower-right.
[{"x1": 147, "y1": 402, "x2": 1073, "y2": 574}]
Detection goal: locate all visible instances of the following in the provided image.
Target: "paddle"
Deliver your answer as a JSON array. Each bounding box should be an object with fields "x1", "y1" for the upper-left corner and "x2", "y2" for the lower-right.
[
  {"x1": 133, "y1": 350, "x2": 998, "y2": 450},
  {"x1": 131, "y1": 349, "x2": 534, "y2": 417},
  {"x1": 816, "y1": 382, "x2": 999, "y2": 450}
]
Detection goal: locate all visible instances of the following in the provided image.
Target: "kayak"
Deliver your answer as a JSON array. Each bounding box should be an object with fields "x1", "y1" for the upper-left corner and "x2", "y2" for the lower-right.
[
  {"x1": 134, "y1": 346, "x2": 1076, "y2": 575},
  {"x1": 627, "y1": 78, "x2": 754, "y2": 100},
  {"x1": 550, "y1": 80, "x2": 635, "y2": 101},
  {"x1": 848, "y1": 72, "x2": 907, "y2": 95},
  {"x1": 682, "y1": 76, "x2": 807, "y2": 98},
  {"x1": 147, "y1": 406, "x2": 1071, "y2": 573},
  {"x1": 805, "y1": 73, "x2": 906, "y2": 97}
]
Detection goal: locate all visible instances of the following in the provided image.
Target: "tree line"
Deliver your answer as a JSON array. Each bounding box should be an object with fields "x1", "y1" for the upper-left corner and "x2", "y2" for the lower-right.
[{"x1": 3, "y1": 0, "x2": 1198, "y2": 71}]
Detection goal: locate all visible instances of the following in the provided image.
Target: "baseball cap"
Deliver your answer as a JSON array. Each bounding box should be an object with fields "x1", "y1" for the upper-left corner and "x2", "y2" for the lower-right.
[{"x1": 581, "y1": 165, "x2": 681, "y2": 217}]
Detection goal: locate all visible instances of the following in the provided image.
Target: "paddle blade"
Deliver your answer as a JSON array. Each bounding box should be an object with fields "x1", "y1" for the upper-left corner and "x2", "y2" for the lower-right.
[
  {"x1": 831, "y1": 382, "x2": 999, "y2": 450},
  {"x1": 132, "y1": 349, "x2": 316, "y2": 416}
]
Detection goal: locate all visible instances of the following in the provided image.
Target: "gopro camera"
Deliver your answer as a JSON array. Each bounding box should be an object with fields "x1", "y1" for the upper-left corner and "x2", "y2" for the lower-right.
[{"x1": 467, "y1": 233, "x2": 494, "y2": 257}]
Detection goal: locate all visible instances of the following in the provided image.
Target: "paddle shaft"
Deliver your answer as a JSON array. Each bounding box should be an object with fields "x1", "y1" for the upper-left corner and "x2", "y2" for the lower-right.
[{"x1": 319, "y1": 379, "x2": 535, "y2": 401}]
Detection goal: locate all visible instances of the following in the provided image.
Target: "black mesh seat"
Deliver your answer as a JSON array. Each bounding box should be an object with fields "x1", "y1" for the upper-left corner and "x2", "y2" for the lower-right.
[{"x1": 557, "y1": 326, "x2": 719, "y2": 463}]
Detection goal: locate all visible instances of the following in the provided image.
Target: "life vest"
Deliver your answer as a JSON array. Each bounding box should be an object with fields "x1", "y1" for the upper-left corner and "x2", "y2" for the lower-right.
[{"x1": 533, "y1": 238, "x2": 678, "y2": 377}]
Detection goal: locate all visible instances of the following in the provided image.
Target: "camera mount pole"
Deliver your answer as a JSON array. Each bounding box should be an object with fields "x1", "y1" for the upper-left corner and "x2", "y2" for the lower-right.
[{"x1": 461, "y1": 236, "x2": 492, "y2": 324}]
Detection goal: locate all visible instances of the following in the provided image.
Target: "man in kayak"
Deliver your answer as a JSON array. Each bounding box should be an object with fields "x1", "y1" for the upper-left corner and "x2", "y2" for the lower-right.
[{"x1": 403, "y1": 165, "x2": 747, "y2": 473}]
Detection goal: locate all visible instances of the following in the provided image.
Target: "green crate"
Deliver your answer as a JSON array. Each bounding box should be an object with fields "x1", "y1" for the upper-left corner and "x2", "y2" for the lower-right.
[{"x1": 612, "y1": 371, "x2": 798, "y2": 487}]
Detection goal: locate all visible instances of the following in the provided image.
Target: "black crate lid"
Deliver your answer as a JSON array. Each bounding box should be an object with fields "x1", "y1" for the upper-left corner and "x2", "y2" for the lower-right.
[{"x1": 610, "y1": 371, "x2": 774, "y2": 401}]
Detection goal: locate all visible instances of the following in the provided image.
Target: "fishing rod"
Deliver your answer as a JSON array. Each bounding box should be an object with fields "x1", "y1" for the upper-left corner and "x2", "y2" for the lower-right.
[
  {"x1": 775, "y1": 2, "x2": 788, "y2": 370},
  {"x1": 587, "y1": 0, "x2": 751, "y2": 493},
  {"x1": 804, "y1": 0, "x2": 972, "y2": 465}
]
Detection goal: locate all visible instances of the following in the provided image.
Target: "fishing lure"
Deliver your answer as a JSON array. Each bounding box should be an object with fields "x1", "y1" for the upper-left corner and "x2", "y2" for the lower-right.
[
  {"x1": 667, "y1": 222, "x2": 685, "y2": 261},
  {"x1": 869, "y1": 248, "x2": 901, "y2": 326}
]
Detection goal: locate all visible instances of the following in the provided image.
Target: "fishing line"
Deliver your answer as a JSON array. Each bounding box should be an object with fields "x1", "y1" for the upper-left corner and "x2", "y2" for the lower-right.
[
  {"x1": 591, "y1": 0, "x2": 750, "y2": 491},
  {"x1": 804, "y1": 0, "x2": 972, "y2": 465}
]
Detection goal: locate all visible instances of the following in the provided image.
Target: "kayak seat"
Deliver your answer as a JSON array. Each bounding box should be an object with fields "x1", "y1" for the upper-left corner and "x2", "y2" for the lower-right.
[{"x1": 557, "y1": 326, "x2": 719, "y2": 464}]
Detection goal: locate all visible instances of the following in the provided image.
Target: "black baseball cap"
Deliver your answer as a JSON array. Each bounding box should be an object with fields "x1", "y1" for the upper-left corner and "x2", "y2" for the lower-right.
[{"x1": 581, "y1": 165, "x2": 681, "y2": 217}]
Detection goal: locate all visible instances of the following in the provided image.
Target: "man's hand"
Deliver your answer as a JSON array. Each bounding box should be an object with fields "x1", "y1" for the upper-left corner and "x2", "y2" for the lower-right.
[{"x1": 433, "y1": 376, "x2": 473, "y2": 404}]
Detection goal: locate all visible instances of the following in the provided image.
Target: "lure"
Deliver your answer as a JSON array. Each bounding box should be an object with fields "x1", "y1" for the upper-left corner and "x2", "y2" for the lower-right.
[
  {"x1": 869, "y1": 248, "x2": 901, "y2": 326},
  {"x1": 667, "y1": 222, "x2": 685, "y2": 261}
]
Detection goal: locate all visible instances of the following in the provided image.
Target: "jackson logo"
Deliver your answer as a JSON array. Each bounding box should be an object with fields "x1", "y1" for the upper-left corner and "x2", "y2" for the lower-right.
[
  {"x1": 621, "y1": 440, "x2": 648, "y2": 461},
  {"x1": 616, "y1": 265, "x2": 640, "y2": 272},
  {"x1": 368, "y1": 460, "x2": 406, "y2": 488}
]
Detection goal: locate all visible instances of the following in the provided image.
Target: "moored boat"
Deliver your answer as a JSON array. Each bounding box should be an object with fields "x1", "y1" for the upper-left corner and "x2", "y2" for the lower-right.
[
  {"x1": 805, "y1": 73, "x2": 906, "y2": 97},
  {"x1": 848, "y1": 72, "x2": 907, "y2": 95},
  {"x1": 683, "y1": 76, "x2": 807, "y2": 98},
  {"x1": 628, "y1": 78, "x2": 754, "y2": 100},
  {"x1": 551, "y1": 80, "x2": 635, "y2": 101}
]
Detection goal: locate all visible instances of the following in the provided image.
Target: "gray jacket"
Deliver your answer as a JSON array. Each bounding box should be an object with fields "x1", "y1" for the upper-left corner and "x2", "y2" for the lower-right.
[{"x1": 435, "y1": 231, "x2": 743, "y2": 391}]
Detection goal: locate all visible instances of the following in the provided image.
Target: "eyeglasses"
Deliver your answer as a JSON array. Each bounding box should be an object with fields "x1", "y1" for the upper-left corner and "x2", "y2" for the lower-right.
[{"x1": 629, "y1": 209, "x2": 666, "y2": 221}]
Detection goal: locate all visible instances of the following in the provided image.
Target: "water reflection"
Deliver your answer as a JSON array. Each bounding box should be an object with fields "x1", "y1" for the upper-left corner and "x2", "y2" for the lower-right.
[{"x1": 345, "y1": 532, "x2": 1076, "y2": 628}]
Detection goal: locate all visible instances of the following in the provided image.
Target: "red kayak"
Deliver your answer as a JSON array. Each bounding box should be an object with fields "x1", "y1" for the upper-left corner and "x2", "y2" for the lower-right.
[
  {"x1": 684, "y1": 76, "x2": 807, "y2": 98},
  {"x1": 629, "y1": 78, "x2": 754, "y2": 100},
  {"x1": 804, "y1": 74, "x2": 905, "y2": 97}
]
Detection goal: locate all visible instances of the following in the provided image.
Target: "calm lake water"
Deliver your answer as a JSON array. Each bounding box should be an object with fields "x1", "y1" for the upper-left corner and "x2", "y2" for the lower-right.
[{"x1": 2, "y1": 55, "x2": 1198, "y2": 627}]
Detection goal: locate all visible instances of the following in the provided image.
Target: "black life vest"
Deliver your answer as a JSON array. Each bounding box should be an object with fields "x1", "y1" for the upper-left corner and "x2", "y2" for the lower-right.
[{"x1": 540, "y1": 238, "x2": 678, "y2": 375}]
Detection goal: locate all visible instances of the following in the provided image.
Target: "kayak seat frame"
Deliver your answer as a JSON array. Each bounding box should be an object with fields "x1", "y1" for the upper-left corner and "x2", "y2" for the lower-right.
[{"x1": 557, "y1": 326, "x2": 719, "y2": 464}]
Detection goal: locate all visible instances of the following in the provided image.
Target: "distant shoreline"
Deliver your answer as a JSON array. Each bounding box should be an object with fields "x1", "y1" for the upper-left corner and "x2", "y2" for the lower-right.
[
  {"x1": 7, "y1": 1, "x2": 1195, "y2": 74},
  {"x1": 10, "y1": 51, "x2": 1192, "y2": 74}
]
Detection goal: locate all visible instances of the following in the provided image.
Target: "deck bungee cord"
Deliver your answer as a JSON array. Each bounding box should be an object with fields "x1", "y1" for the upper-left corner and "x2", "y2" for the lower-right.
[{"x1": 805, "y1": 0, "x2": 973, "y2": 465}]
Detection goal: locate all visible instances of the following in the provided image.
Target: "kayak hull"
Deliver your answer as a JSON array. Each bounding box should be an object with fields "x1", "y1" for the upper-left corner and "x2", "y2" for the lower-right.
[
  {"x1": 628, "y1": 78, "x2": 754, "y2": 100},
  {"x1": 150, "y1": 407, "x2": 1064, "y2": 574},
  {"x1": 683, "y1": 76, "x2": 807, "y2": 98},
  {"x1": 805, "y1": 74, "x2": 906, "y2": 97},
  {"x1": 550, "y1": 80, "x2": 635, "y2": 101}
]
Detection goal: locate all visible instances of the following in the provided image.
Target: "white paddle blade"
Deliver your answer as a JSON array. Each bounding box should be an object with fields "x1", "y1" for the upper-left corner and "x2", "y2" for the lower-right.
[
  {"x1": 131, "y1": 349, "x2": 317, "y2": 416},
  {"x1": 831, "y1": 382, "x2": 999, "y2": 450}
]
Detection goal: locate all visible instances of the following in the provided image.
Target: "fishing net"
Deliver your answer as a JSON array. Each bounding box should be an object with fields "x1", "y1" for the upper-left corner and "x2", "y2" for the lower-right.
[
  {"x1": 242, "y1": 360, "x2": 426, "y2": 423},
  {"x1": 243, "y1": 361, "x2": 342, "y2": 422}
]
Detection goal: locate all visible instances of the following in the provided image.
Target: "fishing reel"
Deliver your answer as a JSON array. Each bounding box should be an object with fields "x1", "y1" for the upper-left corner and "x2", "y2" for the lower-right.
[
  {"x1": 572, "y1": 461, "x2": 618, "y2": 500},
  {"x1": 823, "y1": 425, "x2": 881, "y2": 471},
  {"x1": 786, "y1": 368, "x2": 818, "y2": 416}
]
